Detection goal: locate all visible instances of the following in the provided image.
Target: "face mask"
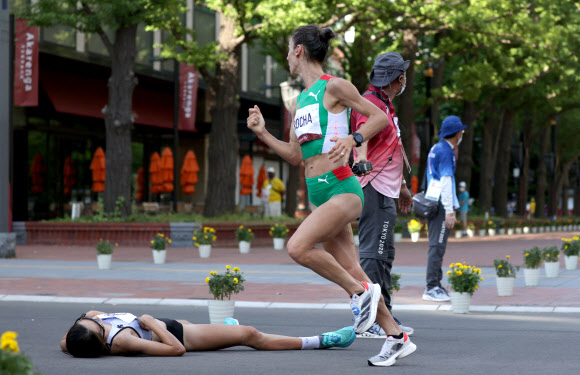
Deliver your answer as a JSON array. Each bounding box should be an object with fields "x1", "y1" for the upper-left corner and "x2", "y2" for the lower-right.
[
  {"x1": 457, "y1": 134, "x2": 463, "y2": 146},
  {"x1": 396, "y1": 73, "x2": 406, "y2": 96}
]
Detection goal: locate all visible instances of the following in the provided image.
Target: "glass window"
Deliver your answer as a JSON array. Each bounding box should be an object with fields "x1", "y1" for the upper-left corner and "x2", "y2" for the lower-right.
[
  {"x1": 194, "y1": 5, "x2": 216, "y2": 45},
  {"x1": 41, "y1": 25, "x2": 76, "y2": 48},
  {"x1": 271, "y1": 59, "x2": 290, "y2": 99},
  {"x1": 87, "y1": 28, "x2": 115, "y2": 56},
  {"x1": 247, "y1": 43, "x2": 266, "y2": 94},
  {"x1": 136, "y1": 24, "x2": 153, "y2": 67}
]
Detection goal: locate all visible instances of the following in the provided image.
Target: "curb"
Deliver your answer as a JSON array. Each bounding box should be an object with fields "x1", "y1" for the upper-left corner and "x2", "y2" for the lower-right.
[{"x1": 1, "y1": 295, "x2": 580, "y2": 313}]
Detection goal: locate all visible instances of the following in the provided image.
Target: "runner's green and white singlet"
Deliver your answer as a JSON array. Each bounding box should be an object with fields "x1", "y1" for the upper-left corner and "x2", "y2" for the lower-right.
[{"x1": 294, "y1": 74, "x2": 350, "y2": 160}]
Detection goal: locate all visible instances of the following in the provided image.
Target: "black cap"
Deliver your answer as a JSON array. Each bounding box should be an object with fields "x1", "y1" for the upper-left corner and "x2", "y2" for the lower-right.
[{"x1": 369, "y1": 52, "x2": 410, "y2": 87}]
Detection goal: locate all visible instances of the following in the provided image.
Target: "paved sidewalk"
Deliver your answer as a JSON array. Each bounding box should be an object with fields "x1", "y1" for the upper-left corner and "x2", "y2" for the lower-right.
[{"x1": 1, "y1": 231, "x2": 579, "y2": 311}]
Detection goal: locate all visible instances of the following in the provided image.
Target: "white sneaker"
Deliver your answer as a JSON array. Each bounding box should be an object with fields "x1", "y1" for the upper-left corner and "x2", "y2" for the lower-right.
[
  {"x1": 368, "y1": 332, "x2": 417, "y2": 367},
  {"x1": 350, "y1": 282, "x2": 381, "y2": 334},
  {"x1": 422, "y1": 286, "x2": 451, "y2": 302},
  {"x1": 356, "y1": 322, "x2": 386, "y2": 339}
]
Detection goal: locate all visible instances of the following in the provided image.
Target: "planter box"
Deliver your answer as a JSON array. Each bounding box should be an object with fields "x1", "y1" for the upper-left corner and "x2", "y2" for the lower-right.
[{"x1": 26, "y1": 222, "x2": 170, "y2": 246}]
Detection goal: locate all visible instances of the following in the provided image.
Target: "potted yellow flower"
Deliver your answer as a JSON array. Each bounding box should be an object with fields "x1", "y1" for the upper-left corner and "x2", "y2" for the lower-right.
[
  {"x1": 269, "y1": 224, "x2": 289, "y2": 250},
  {"x1": 0, "y1": 331, "x2": 39, "y2": 375},
  {"x1": 96, "y1": 239, "x2": 117, "y2": 269},
  {"x1": 235, "y1": 225, "x2": 254, "y2": 254},
  {"x1": 446, "y1": 262, "x2": 483, "y2": 314},
  {"x1": 205, "y1": 265, "x2": 246, "y2": 324},
  {"x1": 407, "y1": 220, "x2": 422, "y2": 242},
  {"x1": 493, "y1": 255, "x2": 519, "y2": 296},
  {"x1": 522, "y1": 247, "x2": 543, "y2": 286},
  {"x1": 193, "y1": 226, "x2": 217, "y2": 258},
  {"x1": 466, "y1": 223, "x2": 475, "y2": 238},
  {"x1": 150, "y1": 233, "x2": 171, "y2": 264},
  {"x1": 542, "y1": 246, "x2": 560, "y2": 278},
  {"x1": 561, "y1": 237, "x2": 579, "y2": 270}
]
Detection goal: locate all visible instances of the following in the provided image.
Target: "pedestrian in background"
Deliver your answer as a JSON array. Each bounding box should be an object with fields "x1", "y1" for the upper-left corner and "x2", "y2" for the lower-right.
[
  {"x1": 262, "y1": 166, "x2": 285, "y2": 217},
  {"x1": 458, "y1": 181, "x2": 469, "y2": 236},
  {"x1": 350, "y1": 52, "x2": 414, "y2": 338},
  {"x1": 422, "y1": 115, "x2": 467, "y2": 302}
]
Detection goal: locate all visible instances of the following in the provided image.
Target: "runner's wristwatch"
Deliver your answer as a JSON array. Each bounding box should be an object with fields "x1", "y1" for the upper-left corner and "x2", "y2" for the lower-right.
[{"x1": 352, "y1": 132, "x2": 363, "y2": 147}]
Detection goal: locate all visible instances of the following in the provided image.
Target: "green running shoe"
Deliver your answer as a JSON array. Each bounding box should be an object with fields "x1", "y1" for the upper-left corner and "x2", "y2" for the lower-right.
[{"x1": 318, "y1": 326, "x2": 356, "y2": 349}]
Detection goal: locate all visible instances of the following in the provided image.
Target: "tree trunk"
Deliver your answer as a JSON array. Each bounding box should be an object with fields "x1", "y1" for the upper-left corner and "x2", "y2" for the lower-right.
[
  {"x1": 493, "y1": 110, "x2": 515, "y2": 217},
  {"x1": 285, "y1": 164, "x2": 299, "y2": 217},
  {"x1": 478, "y1": 106, "x2": 503, "y2": 214},
  {"x1": 456, "y1": 101, "x2": 476, "y2": 190},
  {"x1": 520, "y1": 122, "x2": 533, "y2": 216},
  {"x1": 103, "y1": 26, "x2": 138, "y2": 216},
  {"x1": 203, "y1": 15, "x2": 241, "y2": 217},
  {"x1": 574, "y1": 175, "x2": 580, "y2": 217},
  {"x1": 398, "y1": 29, "x2": 418, "y2": 161},
  {"x1": 347, "y1": 28, "x2": 373, "y2": 94},
  {"x1": 550, "y1": 159, "x2": 575, "y2": 217},
  {"x1": 534, "y1": 126, "x2": 550, "y2": 218}
]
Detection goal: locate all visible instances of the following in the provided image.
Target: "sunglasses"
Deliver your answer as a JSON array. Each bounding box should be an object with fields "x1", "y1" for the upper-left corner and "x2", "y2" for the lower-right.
[{"x1": 75, "y1": 314, "x2": 106, "y2": 339}]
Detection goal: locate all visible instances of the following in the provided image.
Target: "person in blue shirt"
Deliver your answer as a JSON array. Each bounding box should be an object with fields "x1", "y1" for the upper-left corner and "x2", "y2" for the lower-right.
[
  {"x1": 422, "y1": 116, "x2": 467, "y2": 302},
  {"x1": 457, "y1": 181, "x2": 470, "y2": 236}
]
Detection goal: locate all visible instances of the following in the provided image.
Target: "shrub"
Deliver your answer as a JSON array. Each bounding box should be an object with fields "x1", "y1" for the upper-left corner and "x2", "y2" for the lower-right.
[
  {"x1": 388, "y1": 274, "x2": 401, "y2": 295},
  {"x1": 394, "y1": 223, "x2": 405, "y2": 234},
  {"x1": 269, "y1": 224, "x2": 289, "y2": 238},
  {"x1": 494, "y1": 255, "x2": 519, "y2": 278},
  {"x1": 0, "y1": 331, "x2": 40, "y2": 375},
  {"x1": 523, "y1": 247, "x2": 543, "y2": 269},
  {"x1": 95, "y1": 239, "x2": 115, "y2": 255},
  {"x1": 193, "y1": 226, "x2": 217, "y2": 246},
  {"x1": 235, "y1": 225, "x2": 255, "y2": 242},
  {"x1": 150, "y1": 233, "x2": 171, "y2": 251},
  {"x1": 561, "y1": 237, "x2": 580, "y2": 256},
  {"x1": 447, "y1": 262, "x2": 483, "y2": 296},
  {"x1": 542, "y1": 246, "x2": 560, "y2": 263},
  {"x1": 407, "y1": 220, "x2": 422, "y2": 234},
  {"x1": 206, "y1": 265, "x2": 245, "y2": 300}
]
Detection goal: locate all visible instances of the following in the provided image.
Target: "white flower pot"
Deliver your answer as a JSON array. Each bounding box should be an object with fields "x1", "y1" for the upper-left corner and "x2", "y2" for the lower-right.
[
  {"x1": 478, "y1": 229, "x2": 486, "y2": 237},
  {"x1": 544, "y1": 261, "x2": 559, "y2": 278},
  {"x1": 531, "y1": 227, "x2": 537, "y2": 234},
  {"x1": 198, "y1": 244, "x2": 212, "y2": 258},
  {"x1": 515, "y1": 227, "x2": 522, "y2": 235},
  {"x1": 507, "y1": 228, "x2": 514, "y2": 236},
  {"x1": 394, "y1": 233, "x2": 403, "y2": 243},
  {"x1": 353, "y1": 234, "x2": 360, "y2": 246},
  {"x1": 551, "y1": 226, "x2": 556, "y2": 232},
  {"x1": 496, "y1": 277, "x2": 515, "y2": 297},
  {"x1": 498, "y1": 228, "x2": 506, "y2": 235},
  {"x1": 273, "y1": 237, "x2": 285, "y2": 250},
  {"x1": 207, "y1": 299, "x2": 235, "y2": 325},
  {"x1": 152, "y1": 250, "x2": 166, "y2": 264},
  {"x1": 538, "y1": 226, "x2": 544, "y2": 233},
  {"x1": 466, "y1": 229, "x2": 474, "y2": 238},
  {"x1": 410, "y1": 232, "x2": 420, "y2": 242},
  {"x1": 488, "y1": 229, "x2": 496, "y2": 236},
  {"x1": 523, "y1": 268, "x2": 541, "y2": 286},
  {"x1": 454, "y1": 230, "x2": 462, "y2": 239},
  {"x1": 564, "y1": 255, "x2": 578, "y2": 270},
  {"x1": 557, "y1": 226, "x2": 562, "y2": 232},
  {"x1": 97, "y1": 254, "x2": 112, "y2": 269},
  {"x1": 238, "y1": 241, "x2": 251, "y2": 254},
  {"x1": 523, "y1": 226, "x2": 530, "y2": 234},
  {"x1": 450, "y1": 292, "x2": 471, "y2": 314}
]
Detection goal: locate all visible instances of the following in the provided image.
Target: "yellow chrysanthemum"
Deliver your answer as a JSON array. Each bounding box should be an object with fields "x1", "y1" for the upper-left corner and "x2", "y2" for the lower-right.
[
  {"x1": 1, "y1": 332, "x2": 18, "y2": 341},
  {"x1": 226, "y1": 265, "x2": 231, "y2": 269},
  {"x1": 194, "y1": 242, "x2": 200, "y2": 247},
  {"x1": 456, "y1": 270, "x2": 463, "y2": 276},
  {"x1": 525, "y1": 253, "x2": 529, "y2": 257},
  {"x1": 574, "y1": 236, "x2": 579, "y2": 240},
  {"x1": 193, "y1": 236, "x2": 197, "y2": 240},
  {"x1": 233, "y1": 278, "x2": 238, "y2": 284},
  {"x1": 168, "y1": 239, "x2": 171, "y2": 244},
  {"x1": 446, "y1": 270, "x2": 452, "y2": 276},
  {"x1": 248, "y1": 229, "x2": 252, "y2": 232},
  {"x1": 205, "y1": 277, "x2": 210, "y2": 283},
  {"x1": 481, "y1": 278, "x2": 485, "y2": 281},
  {"x1": 115, "y1": 243, "x2": 119, "y2": 247},
  {"x1": 239, "y1": 225, "x2": 244, "y2": 229},
  {"x1": 449, "y1": 263, "x2": 454, "y2": 268},
  {"x1": 233, "y1": 267, "x2": 240, "y2": 272},
  {"x1": 151, "y1": 240, "x2": 154, "y2": 244},
  {"x1": 546, "y1": 254, "x2": 550, "y2": 257},
  {"x1": 506, "y1": 255, "x2": 510, "y2": 259},
  {"x1": 475, "y1": 285, "x2": 479, "y2": 290}
]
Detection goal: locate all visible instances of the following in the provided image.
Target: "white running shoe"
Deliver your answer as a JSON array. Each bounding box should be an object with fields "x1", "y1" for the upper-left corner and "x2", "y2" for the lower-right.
[
  {"x1": 422, "y1": 286, "x2": 451, "y2": 302},
  {"x1": 350, "y1": 282, "x2": 381, "y2": 334},
  {"x1": 368, "y1": 332, "x2": 417, "y2": 367}
]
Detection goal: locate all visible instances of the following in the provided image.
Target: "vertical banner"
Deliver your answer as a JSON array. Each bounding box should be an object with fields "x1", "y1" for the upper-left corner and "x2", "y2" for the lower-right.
[
  {"x1": 13, "y1": 18, "x2": 39, "y2": 107},
  {"x1": 179, "y1": 63, "x2": 198, "y2": 132}
]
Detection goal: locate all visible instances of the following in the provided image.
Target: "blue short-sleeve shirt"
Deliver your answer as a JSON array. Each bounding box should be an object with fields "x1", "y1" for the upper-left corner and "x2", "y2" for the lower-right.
[{"x1": 426, "y1": 139, "x2": 459, "y2": 209}]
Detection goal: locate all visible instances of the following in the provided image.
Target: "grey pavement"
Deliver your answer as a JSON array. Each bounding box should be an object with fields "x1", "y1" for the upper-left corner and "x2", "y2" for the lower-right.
[{"x1": 2, "y1": 301, "x2": 580, "y2": 375}]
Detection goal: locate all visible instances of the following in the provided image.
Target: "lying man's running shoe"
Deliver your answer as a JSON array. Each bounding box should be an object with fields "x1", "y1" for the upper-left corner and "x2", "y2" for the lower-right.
[
  {"x1": 319, "y1": 326, "x2": 356, "y2": 349},
  {"x1": 350, "y1": 281, "x2": 381, "y2": 333},
  {"x1": 357, "y1": 318, "x2": 414, "y2": 339},
  {"x1": 368, "y1": 332, "x2": 416, "y2": 367}
]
